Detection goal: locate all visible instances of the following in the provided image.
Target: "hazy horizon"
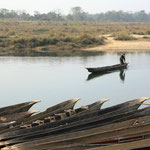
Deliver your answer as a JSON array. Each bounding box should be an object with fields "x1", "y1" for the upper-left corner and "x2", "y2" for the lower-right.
[{"x1": 0, "y1": 0, "x2": 150, "y2": 15}]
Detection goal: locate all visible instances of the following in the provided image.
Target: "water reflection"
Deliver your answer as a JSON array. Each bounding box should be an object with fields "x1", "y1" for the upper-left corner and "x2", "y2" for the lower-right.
[
  {"x1": 119, "y1": 70, "x2": 126, "y2": 83},
  {"x1": 87, "y1": 69, "x2": 126, "y2": 82},
  {"x1": 87, "y1": 72, "x2": 112, "y2": 81}
]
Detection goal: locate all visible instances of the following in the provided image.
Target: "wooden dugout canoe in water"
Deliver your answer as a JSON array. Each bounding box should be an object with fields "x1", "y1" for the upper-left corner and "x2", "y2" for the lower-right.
[
  {"x1": 0, "y1": 97, "x2": 148, "y2": 146},
  {"x1": 86, "y1": 63, "x2": 128, "y2": 74}
]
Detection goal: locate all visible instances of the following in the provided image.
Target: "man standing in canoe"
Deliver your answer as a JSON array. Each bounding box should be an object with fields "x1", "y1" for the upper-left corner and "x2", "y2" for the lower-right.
[{"x1": 120, "y1": 53, "x2": 126, "y2": 64}]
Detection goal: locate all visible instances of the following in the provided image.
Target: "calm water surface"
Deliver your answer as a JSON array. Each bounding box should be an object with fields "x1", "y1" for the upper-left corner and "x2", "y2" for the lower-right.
[{"x1": 0, "y1": 53, "x2": 150, "y2": 111}]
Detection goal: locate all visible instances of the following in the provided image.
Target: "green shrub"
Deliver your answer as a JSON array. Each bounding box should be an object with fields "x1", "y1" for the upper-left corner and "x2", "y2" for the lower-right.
[
  {"x1": 14, "y1": 43, "x2": 26, "y2": 49},
  {"x1": 143, "y1": 36, "x2": 150, "y2": 39},
  {"x1": 114, "y1": 32, "x2": 136, "y2": 40},
  {"x1": 0, "y1": 35, "x2": 9, "y2": 38},
  {"x1": 78, "y1": 34, "x2": 105, "y2": 45},
  {"x1": 133, "y1": 31, "x2": 145, "y2": 35},
  {"x1": 14, "y1": 38, "x2": 27, "y2": 45},
  {"x1": 61, "y1": 37, "x2": 73, "y2": 42},
  {"x1": 78, "y1": 34, "x2": 104, "y2": 45},
  {"x1": 0, "y1": 43, "x2": 6, "y2": 47},
  {"x1": 146, "y1": 31, "x2": 150, "y2": 34},
  {"x1": 33, "y1": 28, "x2": 49, "y2": 33}
]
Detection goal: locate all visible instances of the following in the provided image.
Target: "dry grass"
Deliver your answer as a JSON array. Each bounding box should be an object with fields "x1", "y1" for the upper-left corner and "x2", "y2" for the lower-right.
[{"x1": 0, "y1": 20, "x2": 150, "y2": 55}]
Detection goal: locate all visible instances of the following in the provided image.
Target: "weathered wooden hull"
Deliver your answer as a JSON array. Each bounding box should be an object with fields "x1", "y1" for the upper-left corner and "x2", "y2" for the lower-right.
[
  {"x1": 0, "y1": 100, "x2": 39, "y2": 113},
  {"x1": 0, "y1": 100, "x2": 40, "y2": 116},
  {"x1": 72, "y1": 99, "x2": 108, "y2": 117},
  {"x1": 0, "y1": 97, "x2": 148, "y2": 147},
  {"x1": 0, "y1": 98, "x2": 80, "y2": 134},
  {"x1": 0, "y1": 99, "x2": 108, "y2": 140},
  {"x1": 86, "y1": 63, "x2": 128, "y2": 74},
  {"x1": 4, "y1": 112, "x2": 150, "y2": 150},
  {"x1": 20, "y1": 99, "x2": 108, "y2": 129},
  {"x1": 86, "y1": 136, "x2": 150, "y2": 150},
  {"x1": 0, "y1": 110, "x2": 38, "y2": 124},
  {"x1": 15, "y1": 135, "x2": 144, "y2": 150},
  {"x1": 0, "y1": 121, "x2": 16, "y2": 133},
  {"x1": 0, "y1": 111, "x2": 38, "y2": 133},
  {"x1": 24, "y1": 98, "x2": 80, "y2": 124}
]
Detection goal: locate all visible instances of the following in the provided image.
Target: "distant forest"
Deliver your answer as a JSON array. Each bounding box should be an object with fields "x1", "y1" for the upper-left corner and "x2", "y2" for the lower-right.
[{"x1": 0, "y1": 7, "x2": 150, "y2": 22}]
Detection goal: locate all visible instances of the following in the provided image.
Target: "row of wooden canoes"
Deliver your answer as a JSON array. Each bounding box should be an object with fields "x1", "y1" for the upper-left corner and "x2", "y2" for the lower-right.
[
  {"x1": 1, "y1": 97, "x2": 150, "y2": 150},
  {"x1": 0, "y1": 98, "x2": 107, "y2": 139},
  {"x1": 0, "y1": 100, "x2": 41, "y2": 131},
  {"x1": 0, "y1": 98, "x2": 80, "y2": 134},
  {"x1": 18, "y1": 99, "x2": 107, "y2": 129}
]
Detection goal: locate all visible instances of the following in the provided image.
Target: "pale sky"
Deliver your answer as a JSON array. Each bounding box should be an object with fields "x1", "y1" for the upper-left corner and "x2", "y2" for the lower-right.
[{"x1": 0, "y1": 0, "x2": 150, "y2": 14}]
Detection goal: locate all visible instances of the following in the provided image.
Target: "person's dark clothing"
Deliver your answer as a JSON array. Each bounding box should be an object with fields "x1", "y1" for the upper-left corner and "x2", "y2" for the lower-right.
[{"x1": 120, "y1": 54, "x2": 126, "y2": 64}]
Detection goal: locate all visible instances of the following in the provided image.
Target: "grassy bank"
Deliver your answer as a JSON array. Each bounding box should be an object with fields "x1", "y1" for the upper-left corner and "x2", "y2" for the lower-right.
[{"x1": 0, "y1": 19, "x2": 150, "y2": 56}]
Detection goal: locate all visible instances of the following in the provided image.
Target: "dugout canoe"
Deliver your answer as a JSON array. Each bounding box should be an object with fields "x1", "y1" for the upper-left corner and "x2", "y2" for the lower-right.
[
  {"x1": 37, "y1": 134, "x2": 149, "y2": 150},
  {"x1": 20, "y1": 99, "x2": 109, "y2": 129},
  {"x1": 23, "y1": 98, "x2": 80, "y2": 124},
  {"x1": 86, "y1": 63, "x2": 128, "y2": 74},
  {"x1": 6, "y1": 114, "x2": 150, "y2": 150},
  {"x1": 0, "y1": 110, "x2": 38, "y2": 124},
  {"x1": 0, "y1": 97, "x2": 148, "y2": 145},
  {"x1": 0, "y1": 100, "x2": 39, "y2": 113},
  {"x1": 74, "y1": 99, "x2": 108, "y2": 116},
  {"x1": 0, "y1": 121, "x2": 16, "y2": 133},
  {"x1": 86, "y1": 134, "x2": 150, "y2": 150},
  {"x1": 0, "y1": 111, "x2": 38, "y2": 133},
  {"x1": 0, "y1": 100, "x2": 40, "y2": 116},
  {"x1": 19, "y1": 135, "x2": 144, "y2": 150}
]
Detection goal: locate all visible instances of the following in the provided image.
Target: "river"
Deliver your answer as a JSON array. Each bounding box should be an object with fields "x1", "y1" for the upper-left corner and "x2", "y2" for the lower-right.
[{"x1": 0, "y1": 52, "x2": 150, "y2": 111}]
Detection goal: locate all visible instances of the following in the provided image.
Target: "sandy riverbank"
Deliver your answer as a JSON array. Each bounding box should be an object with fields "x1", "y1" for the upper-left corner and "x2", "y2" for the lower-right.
[{"x1": 84, "y1": 35, "x2": 150, "y2": 53}]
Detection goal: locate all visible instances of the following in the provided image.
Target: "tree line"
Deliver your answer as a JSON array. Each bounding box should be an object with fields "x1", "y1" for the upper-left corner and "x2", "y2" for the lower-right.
[{"x1": 0, "y1": 7, "x2": 150, "y2": 22}]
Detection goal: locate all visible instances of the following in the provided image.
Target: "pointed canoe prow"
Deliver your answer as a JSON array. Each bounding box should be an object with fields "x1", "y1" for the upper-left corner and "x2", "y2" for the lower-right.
[
  {"x1": 72, "y1": 98, "x2": 80, "y2": 103},
  {"x1": 100, "y1": 98, "x2": 109, "y2": 103},
  {"x1": 138, "y1": 97, "x2": 150, "y2": 103},
  {"x1": 93, "y1": 98, "x2": 109, "y2": 110},
  {"x1": 31, "y1": 100, "x2": 41, "y2": 104},
  {"x1": 71, "y1": 98, "x2": 80, "y2": 108}
]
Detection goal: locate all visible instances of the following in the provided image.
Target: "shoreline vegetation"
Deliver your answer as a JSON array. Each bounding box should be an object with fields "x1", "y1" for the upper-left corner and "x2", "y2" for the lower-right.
[{"x1": 0, "y1": 19, "x2": 150, "y2": 56}]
